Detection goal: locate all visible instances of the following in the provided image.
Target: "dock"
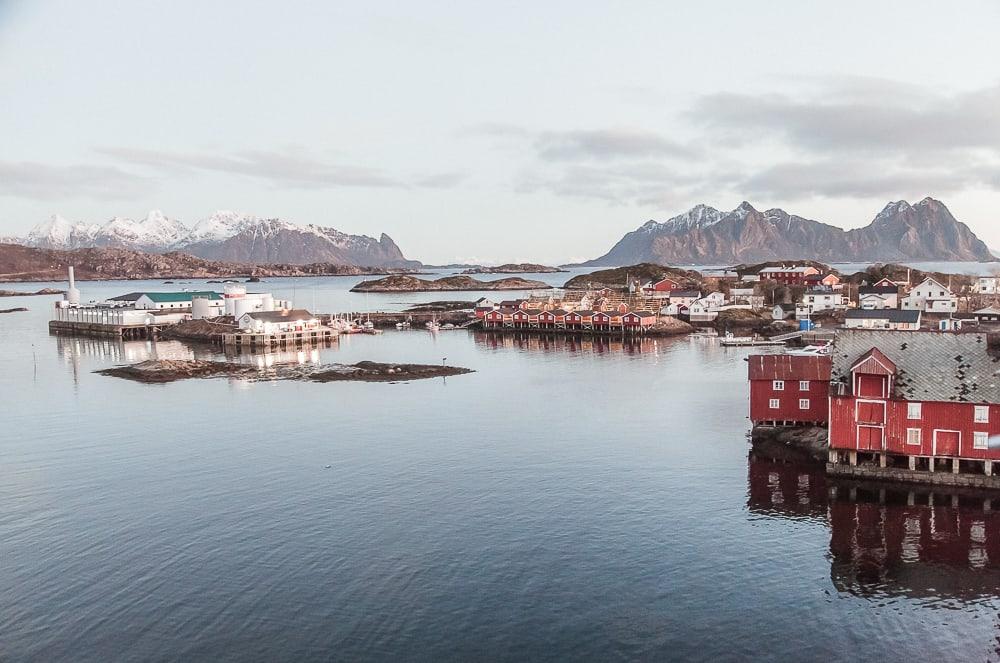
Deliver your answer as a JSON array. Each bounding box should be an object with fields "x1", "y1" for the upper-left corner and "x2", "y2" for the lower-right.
[
  {"x1": 48, "y1": 319, "x2": 165, "y2": 340},
  {"x1": 719, "y1": 336, "x2": 786, "y2": 347},
  {"x1": 219, "y1": 326, "x2": 339, "y2": 349}
]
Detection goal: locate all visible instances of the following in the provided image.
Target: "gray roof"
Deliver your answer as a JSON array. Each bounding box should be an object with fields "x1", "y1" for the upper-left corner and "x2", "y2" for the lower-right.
[
  {"x1": 241, "y1": 309, "x2": 314, "y2": 322},
  {"x1": 845, "y1": 309, "x2": 920, "y2": 323},
  {"x1": 830, "y1": 329, "x2": 1000, "y2": 402},
  {"x1": 670, "y1": 290, "x2": 701, "y2": 298},
  {"x1": 858, "y1": 285, "x2": 899, "y2": 295}
]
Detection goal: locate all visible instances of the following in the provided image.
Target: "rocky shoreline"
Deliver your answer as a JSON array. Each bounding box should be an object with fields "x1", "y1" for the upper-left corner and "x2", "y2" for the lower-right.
[
  {"x1": 351, "y1": 274, "x2": 551, "y2": 292},
  {"x1": 96, "y1": 359, "x2": 473, "y2": 384}
]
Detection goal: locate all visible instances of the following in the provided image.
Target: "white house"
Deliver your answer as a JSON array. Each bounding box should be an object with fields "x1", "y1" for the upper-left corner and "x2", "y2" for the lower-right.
[
  {"x1": 772, "y1": 303, "x2": 795, "y2": 320},
  {"x1": 857, "y1": 285, "x2": 899, "y2": 309},
  {"x1": 978, "y1": 277, "x2": 1000, "y2": 294},
  {"x1": 687, "y1": 299, "x2": 718, "y2": 322},
  {"x1": 668, "y1": 290, "x2": 701, "y2": 307},
  {"x1": 900, "y1": 277, "x2": 957, "y2": 313},
  {"x1": 844, "y1": 309, "x2": 921, "y2": 330},
  {"x1": 801, "y1": 289, "x2": 846, "y2": 313},
  {"x1": 700, "y1": 291, "x2": 727, "y2": 309},
  {"x1": 237, "y1": 309, "x2": 319, "y2": 333}
]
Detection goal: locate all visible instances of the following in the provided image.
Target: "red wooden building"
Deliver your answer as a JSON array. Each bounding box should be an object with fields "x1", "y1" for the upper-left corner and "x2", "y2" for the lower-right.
[
  {"x1": 748, "y1": 354, "x2": 831, "y2": 425},
  {"x1": 828, "y1": 330, "x2": 1000, "y2": 474},
  {"x1": 642, "y1": 277, "x2": 681, "y2": 296},
  {"x1": 758, "y1": 265, "x2": 820, "y2": 285}
]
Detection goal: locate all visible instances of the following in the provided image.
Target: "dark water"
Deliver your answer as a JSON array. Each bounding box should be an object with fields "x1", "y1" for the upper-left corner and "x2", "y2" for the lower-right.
[{"x1": 4, "y1": 275, "x2": 1000, "y2": 661}]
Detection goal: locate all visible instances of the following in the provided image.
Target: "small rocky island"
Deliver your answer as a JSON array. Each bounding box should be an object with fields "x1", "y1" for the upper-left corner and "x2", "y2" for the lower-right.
[
  {"x1": 351, "y1": 274, "x2": 551, "y2": 292},
  {"x1": 96, "y1": 359, "x2": 473, "y2": 384},
  {"x1": 0, "y1": 287, "x2": 66, "y2": 297},
  {"x1": 460, "y1": 263, "x2": 565, "y2": 274}
]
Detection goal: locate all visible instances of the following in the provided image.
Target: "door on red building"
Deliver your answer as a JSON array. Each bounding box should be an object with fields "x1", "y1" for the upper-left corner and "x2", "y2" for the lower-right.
[
  {"x1": 857, "y1": 425, "x2": 883, "y2": 450},
  {"x1": 855, "y1": 400, "x2": 885, "y2": 425},
  {"x1": 856, "y1": 375, "x2": 886, "y2": 398},
  {"x1": 934, "y1": 430, "x2": 960, "y2": 456}
]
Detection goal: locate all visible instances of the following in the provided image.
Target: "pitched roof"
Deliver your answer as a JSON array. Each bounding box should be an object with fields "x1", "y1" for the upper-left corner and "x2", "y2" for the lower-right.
[
  {"x1": 830, "y1": 330, "x2": 1000, "y2": 402},
  {"x1": 108, "y1": 291, "x2": 145, "y2": 302},
  {"x1": 748, "y1": 354, "x2": 831, "y2": 381},
  {"x1": 774, "y1": 303, "x2": 796, "y2": 312},
  {"x1": 670, "y1": 290, "x2": 701, "y2": 298},
  {"x1": 845, "y1": 309, "x2": 920, "y2": 323},
  {"x1": 241, "y1": 309, "x2": 314, "y2": 322},
  {"x1": 974, "y1": 306, "x2": 1000, "y2": 315},
  {"x1": 858, "y1": 285, "x2": 899, "y2": 295},
  {"x1": 142, "y1": 291, "x2": 223, "y2": 302}
]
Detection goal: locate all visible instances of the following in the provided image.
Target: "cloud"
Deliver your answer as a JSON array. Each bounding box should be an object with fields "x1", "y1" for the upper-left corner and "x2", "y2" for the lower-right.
[
  {"x1": 414, "y1": 171, "x2": 468, "y2": 188},
  {"x1": 96, "y1": 146, "x2": 402, "y2": 189},
  {"x1": 690, "y1": 81, "x2": 1000, "y2": 156},
  {"x1": 474, "y1": 79, "x2": 1000, "y2": 208},
  {"x1": 533, "y1": 129, "x2": 697, "y2": 161},
  {"x1": 0, "y1": 161, "x2": 152, "y2": 201}
]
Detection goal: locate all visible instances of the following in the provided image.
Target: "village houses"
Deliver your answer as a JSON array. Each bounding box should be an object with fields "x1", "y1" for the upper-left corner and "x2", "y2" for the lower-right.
[{"x1": 900, "y1": 277, "x2": 958, "y2": 313}]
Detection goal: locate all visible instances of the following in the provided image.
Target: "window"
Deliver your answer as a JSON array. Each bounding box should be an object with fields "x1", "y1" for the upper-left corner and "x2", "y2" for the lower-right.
[
  {"x1": 907, "y1": 403, "x2": 922, "y2": 420},
  {"x1": 974, "y1": 431, "x2": 989, "y2": 450},
  {"x1": 799, "y1": 381, "x2": 810, "y2": 391},
  {"x1": 907, "y1": 428, "x2": 921, "y2": 446},
  {"x1": 975, "y1": 405, "x2": 989, "y2": 423},
  {"x1": 769, "y1": 399, "x2": 780, "y2": 409},
  {"x1": 773, "y1": 380, "x2": 784, "y2": 391},
  {"x1": 799, "y1": 399, "x2": 810, "y2": 410}
]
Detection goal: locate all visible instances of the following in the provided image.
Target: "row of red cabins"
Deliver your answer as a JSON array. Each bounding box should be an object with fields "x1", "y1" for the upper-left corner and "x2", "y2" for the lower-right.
[
  {"x1": 749, "y1": 329, "x2": 1000, "y2": 476},
  {"x1": 483, "y1": 306, "x2": 657, "y2": 330}
]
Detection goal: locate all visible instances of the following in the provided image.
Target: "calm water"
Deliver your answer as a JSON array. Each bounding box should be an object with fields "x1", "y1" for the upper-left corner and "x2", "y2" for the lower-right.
[{"x1": 4, "y1": 271, "x2": 1000, "y2": 661}]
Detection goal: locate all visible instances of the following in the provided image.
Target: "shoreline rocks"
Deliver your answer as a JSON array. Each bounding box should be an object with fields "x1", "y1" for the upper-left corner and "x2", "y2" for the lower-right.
[{"x1": 96, "y1": 359, "x2": 473, "y2": 384}]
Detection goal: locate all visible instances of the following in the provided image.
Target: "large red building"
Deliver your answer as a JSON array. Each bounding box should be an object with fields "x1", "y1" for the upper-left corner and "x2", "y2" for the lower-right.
[
  {"x1": 827, "y1": 330, "x2": 1000, "y2": 473},
  {"x1": 748, "y1": 354, "x2": 831, "y2": 425},
  {"x1": 757, "y1": 265, "x2": 820, "y2": 285}
]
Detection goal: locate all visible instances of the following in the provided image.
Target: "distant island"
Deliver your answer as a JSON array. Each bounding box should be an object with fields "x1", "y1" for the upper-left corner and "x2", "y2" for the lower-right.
[
  {"x1": 0, "y1": 243, "x2": 420, "y2": 283},
  {"x1": 351, "y1": 274, "x2": 552, "y2": 292},
  {"x1": 461, "y1": 263, "x2": 565, "y2": 275},
  {"x1": 577, "y1": 197, "x2": 996, "y2": 266}
]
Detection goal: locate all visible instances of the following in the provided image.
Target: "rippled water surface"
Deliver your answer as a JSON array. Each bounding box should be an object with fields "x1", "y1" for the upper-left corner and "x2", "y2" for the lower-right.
[{"x1": 3, "y1": 272, "x2": 1000, "y2": 661}]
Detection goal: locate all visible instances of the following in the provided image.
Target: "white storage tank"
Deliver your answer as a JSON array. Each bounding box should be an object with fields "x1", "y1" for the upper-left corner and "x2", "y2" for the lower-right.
[
  {"x1": 191, "y1": 296, "x2": 212, "y2": 320},
  {"x1": 223, "y1": 283, "x2": 246, "y2": 316},
  {"x1": 233, "y1": 298, "x2": 255, "y2": 320},
  {"x1": 261, "y1": 294, "x2": 275, "y2": 311}
]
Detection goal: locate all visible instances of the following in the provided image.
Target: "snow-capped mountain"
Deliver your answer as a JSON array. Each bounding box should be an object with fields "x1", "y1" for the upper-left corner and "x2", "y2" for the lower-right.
[{"x1": 15, "y1": 210, "x2": 419, "y2": 267}]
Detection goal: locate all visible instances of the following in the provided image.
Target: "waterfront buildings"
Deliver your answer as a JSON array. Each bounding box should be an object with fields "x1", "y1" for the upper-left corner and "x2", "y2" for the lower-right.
[
  {"x1": 843, "y1": 309, "x2": 921, "y2": 330},
  {"x1": 748, "y1": 354, "x2": 831, "y2": 426}
]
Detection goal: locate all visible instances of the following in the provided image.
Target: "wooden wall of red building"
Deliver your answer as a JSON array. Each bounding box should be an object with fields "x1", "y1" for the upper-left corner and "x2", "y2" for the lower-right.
[
  {"x1": 829, "y1": 398, "x2": 1000, "y2": 459},
  {"x1": 749, "y1": 379, "x2": 830, "y2": 423}
]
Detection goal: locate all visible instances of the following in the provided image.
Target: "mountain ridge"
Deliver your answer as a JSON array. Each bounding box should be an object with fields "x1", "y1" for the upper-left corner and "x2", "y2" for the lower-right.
[
  {"x1": 15, "y1": 210, "x2": 419, "y2": 268},
  {"x1": 580, "y1": 197, "x2": 996, "y2": 266}
]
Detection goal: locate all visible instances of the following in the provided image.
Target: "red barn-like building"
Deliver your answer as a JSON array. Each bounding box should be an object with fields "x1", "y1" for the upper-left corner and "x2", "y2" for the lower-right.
[
  {"x1": 748, "y1": 354, "x2": 831, "y2": 425},
  {"x1": 828, "y1": 330, "x2": 1000, "y2": 473}
]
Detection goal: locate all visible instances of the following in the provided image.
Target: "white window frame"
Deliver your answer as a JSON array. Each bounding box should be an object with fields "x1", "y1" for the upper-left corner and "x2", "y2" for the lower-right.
[
  {"x1": 974, "y1": 431, "x2": 989, "y2": 450},
  {"x1": 799, "y1": 399, "x2": 810, "y2": 410},
  {"x1": 799, "y1": 380, "x2": 810, "y2": 391},
  {"x1": 975, "y1": 405, "x2": 989, "y2": 423},
  {"x1": 773, "y1": 380, "x2": 784, "y2": 391},
  {"x1": 907, "y1": 402, "x2": 922, "y2": 420},
  {"x1": 906, "y1": 428, "x2": 921, "y2": 446},
  {"x1": 769, "y1": 398, "x2": 780, "y2": 409}
]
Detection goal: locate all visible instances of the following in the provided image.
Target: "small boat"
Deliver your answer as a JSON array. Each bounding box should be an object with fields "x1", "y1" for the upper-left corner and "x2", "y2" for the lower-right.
[
  {"x1": 786, "y1": 343, "x2": 831, "y2": 356},
  {"x1": 395, "y1": 321, "x2": 411, "y2": 329},
  {"x1": 440, "y1": 323, "x2": 456, "y2": 330}
]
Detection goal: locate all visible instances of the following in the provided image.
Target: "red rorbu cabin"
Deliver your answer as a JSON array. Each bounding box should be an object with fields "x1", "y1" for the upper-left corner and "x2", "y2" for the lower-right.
[
  {"x1": 828, "y1": 330, "x2": 1000, "y2": 472},
  {"x1": 748, "y1": 354, "x2": 831, "y2": 426}
]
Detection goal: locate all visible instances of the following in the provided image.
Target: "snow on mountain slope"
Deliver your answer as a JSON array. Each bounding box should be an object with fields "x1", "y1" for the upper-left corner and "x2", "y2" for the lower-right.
[{"x1": 16, "y1": 210, "x2": 419, "y2": 267}]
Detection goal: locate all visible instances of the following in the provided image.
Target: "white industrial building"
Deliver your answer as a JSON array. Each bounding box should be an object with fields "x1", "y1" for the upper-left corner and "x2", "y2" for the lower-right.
[{"x1": 237, "y1": 309, "x2": 319, "y2": 333}]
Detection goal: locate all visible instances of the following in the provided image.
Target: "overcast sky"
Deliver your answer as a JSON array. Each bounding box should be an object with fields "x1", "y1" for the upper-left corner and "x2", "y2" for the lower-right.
[{"x1": 1, "y1": 0, "x2": 999, "y2": 264}]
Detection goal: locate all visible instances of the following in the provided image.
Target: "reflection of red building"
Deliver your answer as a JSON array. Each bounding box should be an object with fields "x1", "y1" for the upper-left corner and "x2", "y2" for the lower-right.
[
  {"x1": 828, "y1": 331, "x2": 1000, "y2": 474},
  {"x1": 829, "y1": 492, "x2": 1000, "y2": 599},
  {"x1": 748, "y1": 354, "x2": 831, "y2": 426}
]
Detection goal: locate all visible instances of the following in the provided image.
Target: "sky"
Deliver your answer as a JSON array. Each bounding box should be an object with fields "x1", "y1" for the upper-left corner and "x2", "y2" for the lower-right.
[{"x1": 1, "y1": 0, "x2": 999, "y2": 264}]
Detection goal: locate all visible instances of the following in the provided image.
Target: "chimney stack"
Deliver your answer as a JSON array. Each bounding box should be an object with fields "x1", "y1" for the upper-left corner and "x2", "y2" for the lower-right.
[{"x1": 66, "y1": 265, "x2": 80, "y2": 305}]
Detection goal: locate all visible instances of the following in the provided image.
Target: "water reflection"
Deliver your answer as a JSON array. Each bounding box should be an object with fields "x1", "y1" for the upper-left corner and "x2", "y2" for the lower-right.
[
  {"x1": 748, "y1": 448, "x2": 1000, "y2": 602},
  {"x1": 472, "y1": 330, "x2": 671, "y2": 355}
]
